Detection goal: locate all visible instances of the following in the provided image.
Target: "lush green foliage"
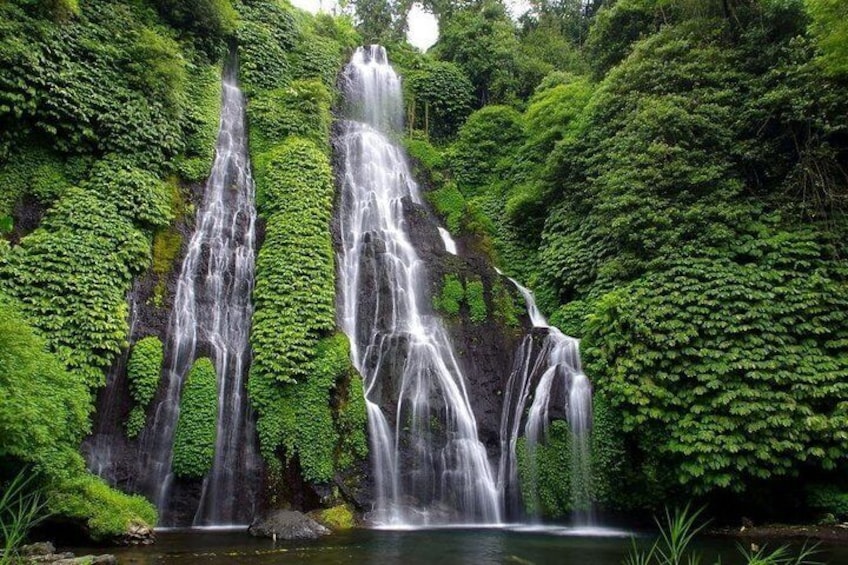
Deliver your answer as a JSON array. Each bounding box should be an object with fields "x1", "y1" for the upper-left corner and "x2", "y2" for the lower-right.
[
  {"x1": 0, "y1": 144, "x2": 74, "y2": 219},
  {"x1": 450, "y1": 105, "x2": 525, "y2": 197},
  {"x1": 433, "y1": 274, "x2": 465, "y2": 316},
  {"x1": 240, "y1": 0, "x2": 367, "y2": 481},
  {"x1": 250, "y1": 139, "x2": 336, "y2": 386},
  {"x1": 0, "y1": 294, "x2": 156, "y2": 537},
  {"x1": 0, "y1": 0, "x2": 200, "y2": 169},
  {"x1": 466, "y1": 278, "x2": 487, "y2": 323},
  {"x1": 84, "y1": 155, "x2": 174, "y2": 229},
  {"x1": 175, "y1": 63, "x2": 222, "y2": 182},
  {"x1": 433, "y1": 273, "x2": 494, "y2": 324},
  {"x1": 250, "y1": 334, "x2": 359, "y2": 481},
  {"x1": 172, "y1": 357, "x2": 218, "y2": 479},
  {"x1": 234, "y1": 0, "x2": 298, "y2": 95},
  {"x1": 405, "y1": 60, "x2": 474, "y2": 140},
  {"x1": 435, "y1": 1, "x2": 526, "y2": 105},
  {"x1": 419, "y1": 0, "x2": 848, "y2": 517},
  {"x1": 0, "y1": 187, "x2": 149, "y2": 387},
  {"x1": 152, "y1": 0, "x2": 237, "y2": 59},
  {"x1": 125, "y1": 336, "x2": 164, "y2": 438},
  {"x1": 247, "y1": 81, "x2": 332, "y2": 156},
  {"x1": 805, "y1": 0, "x2": 848, "y2": 76},
  {"x1": 491, "y1": 280, "x2": 521, "y2": 327},
  {"x1": 517, "y1": 420, "x2": 573, "y2": 518}
]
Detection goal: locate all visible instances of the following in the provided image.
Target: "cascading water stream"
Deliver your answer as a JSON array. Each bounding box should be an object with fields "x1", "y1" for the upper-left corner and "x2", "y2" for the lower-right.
[
  {"x1": 337, "y1": 46, "x2": 501, "y2": 526},
  {"x1": 498, "y1": 277, "x2": 594, "y2": 525},
  {"x1": 135, "y1": 64, "x2": 260, "y2": 527}
]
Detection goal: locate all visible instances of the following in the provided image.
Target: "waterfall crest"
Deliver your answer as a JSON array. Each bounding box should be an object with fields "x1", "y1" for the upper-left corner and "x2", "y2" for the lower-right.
[
  {"x1": 337, "y1": 46, "x2": 501, "y2": 526},
  {"x1": 135, "y1": 64, "x2": 261, "y2": 527}
]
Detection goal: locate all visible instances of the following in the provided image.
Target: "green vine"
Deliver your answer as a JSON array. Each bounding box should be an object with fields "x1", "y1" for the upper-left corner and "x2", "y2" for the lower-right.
[
  {"x1": 172, "y1": 357, "x2": 218, "y2": 479},
  {"x1": 125, "y1": 336, "x2": 164, "y2": 438}
]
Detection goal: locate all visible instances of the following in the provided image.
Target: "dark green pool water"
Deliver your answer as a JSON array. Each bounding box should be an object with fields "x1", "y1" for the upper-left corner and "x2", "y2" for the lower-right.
[{"x1": 67, "y1": 527, "x2": 848, "y2": 564}]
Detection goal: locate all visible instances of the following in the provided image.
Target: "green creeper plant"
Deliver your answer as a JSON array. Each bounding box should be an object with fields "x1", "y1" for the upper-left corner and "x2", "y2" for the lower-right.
[
  {"x1": 172, "y1": 357, "x2": 218, "y2": 479},
  {"x1": 125, "y1": 336, "x2": 164, "y2": 438}
]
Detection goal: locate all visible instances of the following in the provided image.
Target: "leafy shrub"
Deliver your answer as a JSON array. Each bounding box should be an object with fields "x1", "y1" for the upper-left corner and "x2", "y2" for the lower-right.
[
  {"x1": 152, "y1": 0, "x2": 237, "y2": 59},
  {"x1": 583, "y1": 241, "x2": 848, "y2": 494},
  {"x1": 435, "y1": 1, "x2": 524, "y2": 105},
  {"x1": 449, "y1": 105, "x2": 525, "y2": 197},
  {"x1": 250, "y1": 333, "x2": 360, "y2": 482},
  {"x1": 466, "y1": 278, "x2": 487, "y2": 323},
  {"x1": 805, "y1": 0, "x2": 848, "y2": 76},
  {"x1": 0, "y1": 144, "x2": 72, "y2": 216},
  {"x1": 0, "y1": 1, "x2": 189, "y2": 168},
  {"x1": 84, "y1": 155, "x2": 174, "y2": 229},
  {"x1": 176, "y1": 62, "x2": 221, "y2": 182},
  {"x1": 426, "y1": 182, "x2": 466, "y2": 234},
  {"x1": 125, "y1": 336, "x2": 164, "y2": 438},
  {"x1": 247, "y1": 81, "x2": 332, "y2": 156},
  {"x1": 0, "y1": 294, "x2": 156, "y2": 538},
  {"x1": 49, "y1": 467, "x2": 157, "y2": 539},
  {"x1": 235, "y1": 1, "x2": 297, "y2": 95},
  {"x1": 171, "y1": 357, "x2": 218, "y2": 479},
  {"x1": 0, "y1": 187, "x2": 149, "y2": 386},
  {"x1": 250, "y1": 138, "x2": 336, "y2": 386},
  {"x1": 405, "y1": 60, "x2": 474, "y2": 140},
  {"x1": 584, "y1": 0, "x2": 666, "y2": 79},
  {"x1": 433, "y1": 274, "x2": 464, "y2": 316}
]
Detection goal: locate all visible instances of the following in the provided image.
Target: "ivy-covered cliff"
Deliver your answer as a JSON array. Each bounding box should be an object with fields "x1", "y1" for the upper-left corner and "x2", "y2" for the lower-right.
[{"x1": 0, "y1": 0, "x2": 367, "y2": 538}]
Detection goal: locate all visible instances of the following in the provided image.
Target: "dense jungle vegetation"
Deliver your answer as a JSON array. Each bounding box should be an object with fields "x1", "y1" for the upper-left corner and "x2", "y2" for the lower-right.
[
  {"x1": 0, "y1": 0, "x2": 846, "y2": 543},
  {"x1": 384, "y1": 0, "x2": 848, "y2": 521},
  {"x1": 0, "y1": 0, "x2": 365, "y2": 539}
]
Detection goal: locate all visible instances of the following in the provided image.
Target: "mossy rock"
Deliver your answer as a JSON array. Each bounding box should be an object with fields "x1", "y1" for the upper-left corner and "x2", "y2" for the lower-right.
[{"x1": 308, "y1": 505, "x2": 357, "y2": 531}]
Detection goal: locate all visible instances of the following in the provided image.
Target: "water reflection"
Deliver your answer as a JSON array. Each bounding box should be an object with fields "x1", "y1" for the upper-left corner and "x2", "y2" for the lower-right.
[{"x1": 65, "y1": 529, "x2": 848, "y2": 565}]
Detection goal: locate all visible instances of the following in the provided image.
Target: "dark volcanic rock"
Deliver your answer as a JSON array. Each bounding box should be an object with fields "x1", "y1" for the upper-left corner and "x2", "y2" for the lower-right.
[
  {"x1": 402, "y1": 196, "x2": 530, "y2": 454},
  {"x1": 249, "y1": 510, "x2": 331, "y2": 540}
]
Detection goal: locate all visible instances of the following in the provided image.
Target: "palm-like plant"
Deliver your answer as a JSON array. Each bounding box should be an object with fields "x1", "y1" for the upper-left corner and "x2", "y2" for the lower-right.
[{"x1": 625, "y1": 505, "x2": 824, "y2": 565}]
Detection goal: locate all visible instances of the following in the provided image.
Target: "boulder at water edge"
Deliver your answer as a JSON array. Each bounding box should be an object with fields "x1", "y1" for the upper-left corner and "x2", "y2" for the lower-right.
[{"x1": 248, "y1": 510, "x2": 331, "y2": 540}]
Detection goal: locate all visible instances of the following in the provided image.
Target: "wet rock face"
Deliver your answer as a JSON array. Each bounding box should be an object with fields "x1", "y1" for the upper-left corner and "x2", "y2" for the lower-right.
[
  {"x1": 401, "y1": 197, "x2": 530, "y2": 455},
  {"x1": 248, "y1": 510, "x2": 330, "y2": 540}
]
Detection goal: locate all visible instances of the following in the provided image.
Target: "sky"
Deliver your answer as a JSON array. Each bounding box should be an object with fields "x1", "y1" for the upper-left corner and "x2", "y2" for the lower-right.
[{"x1": 289, "y1": 0, "x2": 531, "y2": 51}]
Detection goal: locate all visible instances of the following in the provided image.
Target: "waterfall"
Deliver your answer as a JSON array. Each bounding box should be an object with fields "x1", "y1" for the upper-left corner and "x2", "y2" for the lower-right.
[
  {"x1": 336, "y1": 46, "x2": 502, "y2": 526},
  {"x1": 498, "y1": 277, "x2": 594, "y2": 524},
  {"x1": 135, "y1": 64, "x2": 261, "y2": 527},
  {"x1": 438, "y1": 227, "x2": 458, "y2": 255},
  {"x1": 84, "y1": 285, "x2": 140, "y2": 485}
]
